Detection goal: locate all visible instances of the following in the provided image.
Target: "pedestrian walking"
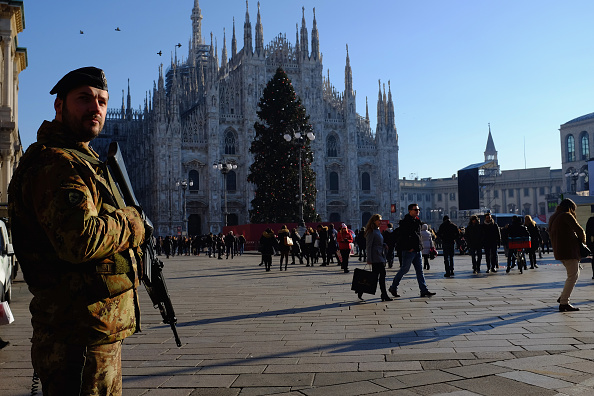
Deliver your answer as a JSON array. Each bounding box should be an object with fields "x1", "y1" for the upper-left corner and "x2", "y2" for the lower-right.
[
  {"x1": 482, "y1": 212, "x2": 501, "y2": 273},
  {"x1": 437, "y1": 215, "x2": 460, "y2": 277},
  {"x1": 549, "y1": 198, "x2": 585, "y2": 311},
  {"x1": 359, "y1": 214, "x2": 392, "y2": 301},
  {"x1": 337, "y1": 223, "x2": 353, "y2": 273},
  {"x1": 388, "y1": 204, "x2": 436, "y2": 298}
]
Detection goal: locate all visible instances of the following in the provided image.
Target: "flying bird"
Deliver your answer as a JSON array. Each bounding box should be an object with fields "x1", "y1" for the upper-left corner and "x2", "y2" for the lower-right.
[
  {"x1": 176, "y1": 43, "x2": 182, "y2": 48},
  {"x1": 115, "y1": 27, "x2": 121, "y2": 31},
  {"x1": 79, "y1": 30, "x2": 84, "y2": 34},
  {"x1": 157, "y1": 51, "x2": 162, "y2": 56}
]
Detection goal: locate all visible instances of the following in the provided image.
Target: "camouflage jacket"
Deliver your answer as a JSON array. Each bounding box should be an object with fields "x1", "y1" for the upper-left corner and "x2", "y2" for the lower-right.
[{"x1": 8, "y1": 120, "x2": 146, "y2": 346}]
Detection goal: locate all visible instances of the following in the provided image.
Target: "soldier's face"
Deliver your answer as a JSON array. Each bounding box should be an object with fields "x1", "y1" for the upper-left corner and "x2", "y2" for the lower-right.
[{"x1": 55, "y1": 86, "x2": 109, "y2": 142}]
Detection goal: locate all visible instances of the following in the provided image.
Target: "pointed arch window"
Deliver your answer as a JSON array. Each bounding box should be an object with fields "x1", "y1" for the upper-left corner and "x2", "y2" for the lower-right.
[
  {"x1": 225, "y1": 130, "x2": 236, "y2": 154},
  {"x1": 567, "y1": 135, "x2": 576, "y2": 162},
  {"x1": 327, "y1": 135, "x2": 338, "y2": 157},
  {"x1": 361, "y1": 172, "x2": 370, "y2": 191},
  {"x1": 226, "y1": 170, "x2": 237, "y2": 191},
  {"x1": 581, "y1": 132, "x2": 589, "y2": 160},
  {"x1": 189, "y1": 170, "x2": 199, "y2": 191},
  {"x1": 329, "y1": 171, "x2": 339, "y2": 191}
]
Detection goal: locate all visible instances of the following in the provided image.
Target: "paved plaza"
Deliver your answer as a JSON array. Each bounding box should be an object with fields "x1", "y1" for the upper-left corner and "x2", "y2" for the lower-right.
[{"x1": 1, "y1": 251, "x2": 594, "y2": 395}]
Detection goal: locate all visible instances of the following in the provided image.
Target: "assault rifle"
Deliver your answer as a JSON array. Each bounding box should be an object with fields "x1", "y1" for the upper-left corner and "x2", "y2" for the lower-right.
[{"x1": 107, "y1": 142, "x2": 182, "y2": 347}]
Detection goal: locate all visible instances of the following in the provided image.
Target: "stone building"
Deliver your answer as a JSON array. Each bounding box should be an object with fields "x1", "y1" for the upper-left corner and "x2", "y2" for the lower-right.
[
  {"x1": 399, "y1": 128, "x2": 562, "y2": 230},
  {"x1": 559, "y1": 112, "x2": 594, "y2": 194},
  {"x1": 0, "y1": 0, "x2": 26, "y2": 217},
  {"x1": 94, "y1": 1, "x2": 399, "y2": 236}
]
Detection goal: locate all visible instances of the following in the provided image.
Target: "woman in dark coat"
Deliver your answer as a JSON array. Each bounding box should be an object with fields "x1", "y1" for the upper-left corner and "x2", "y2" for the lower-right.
[
  {"x1": 524, "y1": 215, "x2": 541, "y2": 269},
  {"x1": 290, "y1": 228, "x2": 303, "y2": 265},
  {"x1": 259, "y1": 228, "x2": 278, "y2": 272},
  {"x1": 360, "y1": 214, "x2": 392, "y2": 301}
]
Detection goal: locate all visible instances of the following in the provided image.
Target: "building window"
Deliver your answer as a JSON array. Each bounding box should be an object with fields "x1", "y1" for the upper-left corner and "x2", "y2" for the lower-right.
[
  {"x1": 539, "y1": 187, "x2": 545, "y2": 195},
  {"x1": 567, "y1": 135, "x2": 576, "y2": 162},
  {"x1": 581, "y1": 132, "x2": 590, "y2": 160},
  {"x1": 361, "y1": 172, "x2": 370, "y2": 191},
  {"x1": 189, "y1": 170, "x2": 199, "y2": 191},
  {"x1": 523, "y1": 188, "x2": 529, "y2": 197},
  {"x1": 449, "y1": 193, "x2": 455, "y2": 200},
  {"x1": 509, "y1": 189, "x2": 514, "y2": 198},
  {"x1": 226, "y1": 170, "x2": 237, "y2": 191},
  {"x1": 408, "y1": 193, "x2": 413, "y2": 201},
  {"x1": 329, "y1": 172, "x2": 339, "y2": 191},
  {"x1": 425, "y1": 193, "x2": 430, "y2": 201},
  {"x1": 329, "y1": 213, "x2": 341, "y2": 222},
  {"x1": 224, "y1": 130, "x2": 236, "y2": 155},
  {"x1": 494, "y1": 190, "x2": 499, "y2": 198},
  {"x1": 327, "y1": 135, "x2": 338, "y2": 157},
  {"x1": 437, "y1": 193, "x2": 442, "y2": 202}
]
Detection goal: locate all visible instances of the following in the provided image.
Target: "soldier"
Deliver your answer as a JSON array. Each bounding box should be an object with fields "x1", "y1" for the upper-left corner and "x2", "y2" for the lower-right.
[{"x1": 8, "y1": 67, "x2": 149, "y2": 395}]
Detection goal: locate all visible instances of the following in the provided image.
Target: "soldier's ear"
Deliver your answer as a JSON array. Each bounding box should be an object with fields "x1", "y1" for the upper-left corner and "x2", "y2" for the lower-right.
[{"x1": 54, "y1": 97, "x2": 64, "y2": 121}]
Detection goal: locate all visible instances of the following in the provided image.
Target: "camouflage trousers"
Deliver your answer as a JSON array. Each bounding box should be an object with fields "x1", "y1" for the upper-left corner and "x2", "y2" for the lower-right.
[{"x1": 31, "y1": 340, "x2": 123, "y2": 395}]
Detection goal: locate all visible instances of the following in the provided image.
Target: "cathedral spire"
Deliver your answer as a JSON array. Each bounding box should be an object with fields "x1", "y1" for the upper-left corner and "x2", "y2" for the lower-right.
[
  {"x1": 300, "y1": 6, "x2": 309, "y2": 60},
  {"x1": 221, "y1": 28, "x2": 228, "y2": 70},
  {"x1": 387, "y1": 80, "x2": 395, "y2": 128},
  {"x1": 484, "y1": 123, "x2": 498, "y2": 162},
  {"x1": 366, "y1": 97, "x2": 369, "y2": 121},
  {"x1": 231, "y1": 17, "x2": 237, "y2": 58},
  {"x1": 345, "y1": 44, "x2": 353, "y2": 95},
  {"x1": 295, "y1": 23, "x2": 300, "y2": 59},
  {"x1": 255, "y1": 1, "x2": 264, "y2": 56},
  {"x1": 244, "y1": 0, "x2": 253, "y2": 55},
  {"x1": 127, "y1": 78, "x2": 132, "y2": 121},
  {"x1": 311, "y1": 8, "x2": 320, "y2": 60},
  {"x1": 191, "y1": 0, "x2": 203, "y2": 47},
  {"x1": 377, "y1": 79, "x2": 385, "y2": 129}
]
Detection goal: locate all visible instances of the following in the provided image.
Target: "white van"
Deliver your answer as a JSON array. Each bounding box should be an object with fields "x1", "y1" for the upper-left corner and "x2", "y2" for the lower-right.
[{"x1": 0, "y1": 219, "x2": 14, "y2": 303}]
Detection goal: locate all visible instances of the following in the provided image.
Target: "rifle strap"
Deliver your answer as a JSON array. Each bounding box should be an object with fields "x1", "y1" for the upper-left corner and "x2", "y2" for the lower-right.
[
  {"x1": 61, "y1": 148, "x2": 127, "y2": 209},
  {"x1": 61, "y1": 148, "x2": 134, "y2": 275}
]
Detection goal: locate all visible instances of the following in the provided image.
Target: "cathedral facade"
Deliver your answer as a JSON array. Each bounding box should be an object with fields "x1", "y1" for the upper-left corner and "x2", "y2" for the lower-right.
[{"x1": 94, "y1": 1, "x2": 399, "y2": 237}]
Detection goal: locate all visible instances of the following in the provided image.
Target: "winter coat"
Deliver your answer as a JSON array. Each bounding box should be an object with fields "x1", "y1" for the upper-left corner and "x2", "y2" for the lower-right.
[
  {"x1": 366, "y1": 228, "x2": 386, "y2": 264},
  {"x1": 525, "y1": 223, "x2": 541, "y2": 249},
  {"x1": 420, "y1": 224, "x2": 434, "y2": 255},
  {"x1": 398, "y1": 214, "x2": 423, "y2": 252},
  {"x1": 482, "y1": 220, "x2": 501, "y2": 247},
  {"x1": 259, "y1": 231, "x2": 278, "y2": 255},
  {"x1": 337, "y1": 228, "x2": 353, "y2": 250},
  {"x1": 465, "y1": 221, "x2": 484, "y2": 249},
  {"x1": 277, "y1": 228, "x2": 291, "y2": 253},
  {"x1": 549, "y1": 211, "x2": 585, "y2": 261},
  {"x1": 382, "y1": 228, "x2": 397, "y2": 249},
  {"x1": 437, "y1": 220, "x2": 459, "y2": 245}
]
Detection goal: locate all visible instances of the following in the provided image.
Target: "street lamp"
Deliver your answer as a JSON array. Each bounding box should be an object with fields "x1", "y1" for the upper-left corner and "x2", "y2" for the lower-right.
[
  {"x1": 175, "y1": 179, "x2": 193, "y2": 235},
  {"x1": 564, "y1": 169, "x2": 585, "y2": 193},
  {"x1": 283, "y1": 129, "x2": 315, "y2": 223},
  {"x1": 213, "y1": 160, "x2": 238, "y2": 227}
]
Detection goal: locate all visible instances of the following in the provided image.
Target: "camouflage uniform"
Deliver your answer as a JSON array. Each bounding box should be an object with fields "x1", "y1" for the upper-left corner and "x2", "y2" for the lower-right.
[{"x1": 8, "y1": 120, "x2": 145, "y2": 394}]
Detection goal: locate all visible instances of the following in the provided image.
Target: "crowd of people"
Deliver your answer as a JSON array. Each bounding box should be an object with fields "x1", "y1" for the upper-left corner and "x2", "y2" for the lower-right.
[{"x1": 153, "y1": 200, "x2": 587, "y2": 313}]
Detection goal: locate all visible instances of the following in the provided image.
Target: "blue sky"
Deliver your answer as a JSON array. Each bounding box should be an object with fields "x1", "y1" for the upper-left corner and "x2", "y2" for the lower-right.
[{"x1": 18, "y1": 0, "x2": 594, "y2": 178}]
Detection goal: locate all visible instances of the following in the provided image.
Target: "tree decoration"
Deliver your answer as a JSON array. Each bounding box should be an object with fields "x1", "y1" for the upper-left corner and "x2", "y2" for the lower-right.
[{"x1": 248, "y1": 67, "x2": 319, "y2": 224}]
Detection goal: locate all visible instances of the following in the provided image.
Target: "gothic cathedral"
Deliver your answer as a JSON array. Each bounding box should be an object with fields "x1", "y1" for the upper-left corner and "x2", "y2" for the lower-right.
[{"x1": 94, "y1": 1, "x2": 400, "y2": 236}]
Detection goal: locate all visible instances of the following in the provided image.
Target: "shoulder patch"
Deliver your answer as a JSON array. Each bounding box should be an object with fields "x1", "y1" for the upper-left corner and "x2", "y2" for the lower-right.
[{"x1": 67, "y1": 190, "x2": 85, "y2": 206}]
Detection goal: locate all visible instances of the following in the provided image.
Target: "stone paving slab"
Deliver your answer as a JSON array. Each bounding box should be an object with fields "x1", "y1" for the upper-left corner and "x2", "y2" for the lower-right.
[{"x1": 1, "y1": 252, "x2": 594, "y2": 395}]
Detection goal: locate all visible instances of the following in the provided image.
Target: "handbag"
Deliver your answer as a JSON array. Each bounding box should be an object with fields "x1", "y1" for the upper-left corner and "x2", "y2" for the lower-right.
[
  {"x1": 0, "y1": 301, "x2": 14, "y2": 325},
  {"x1": 305, "y1": 235, "x2": 312, "y2": 244},
  {"x1": 580, "y1": 243, "x2": 591, "y2": 258},
  {"x1": 429, "y1": 247, "x2": 437, "y2": 260},
  {"x1": 314, "y1": 239, "x2": 319, "y2": 248},
  {"x1": 351, "y1": 266, "x2": 378, "y2": 295},
  {"x1": 285, "y1": 236, "x2": 293, "y2": 246}
]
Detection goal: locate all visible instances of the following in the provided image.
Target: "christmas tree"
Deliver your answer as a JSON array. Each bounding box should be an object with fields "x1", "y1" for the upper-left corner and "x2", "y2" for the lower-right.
[{"x1": 248, "y1": 67, "x2": 318, "y2": 224}]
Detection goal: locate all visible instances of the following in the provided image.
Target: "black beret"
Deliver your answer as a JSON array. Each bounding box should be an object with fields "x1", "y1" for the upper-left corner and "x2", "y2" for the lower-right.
[{"x1": 50, "y1": 66, "x2": 108, "y2": 97}]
